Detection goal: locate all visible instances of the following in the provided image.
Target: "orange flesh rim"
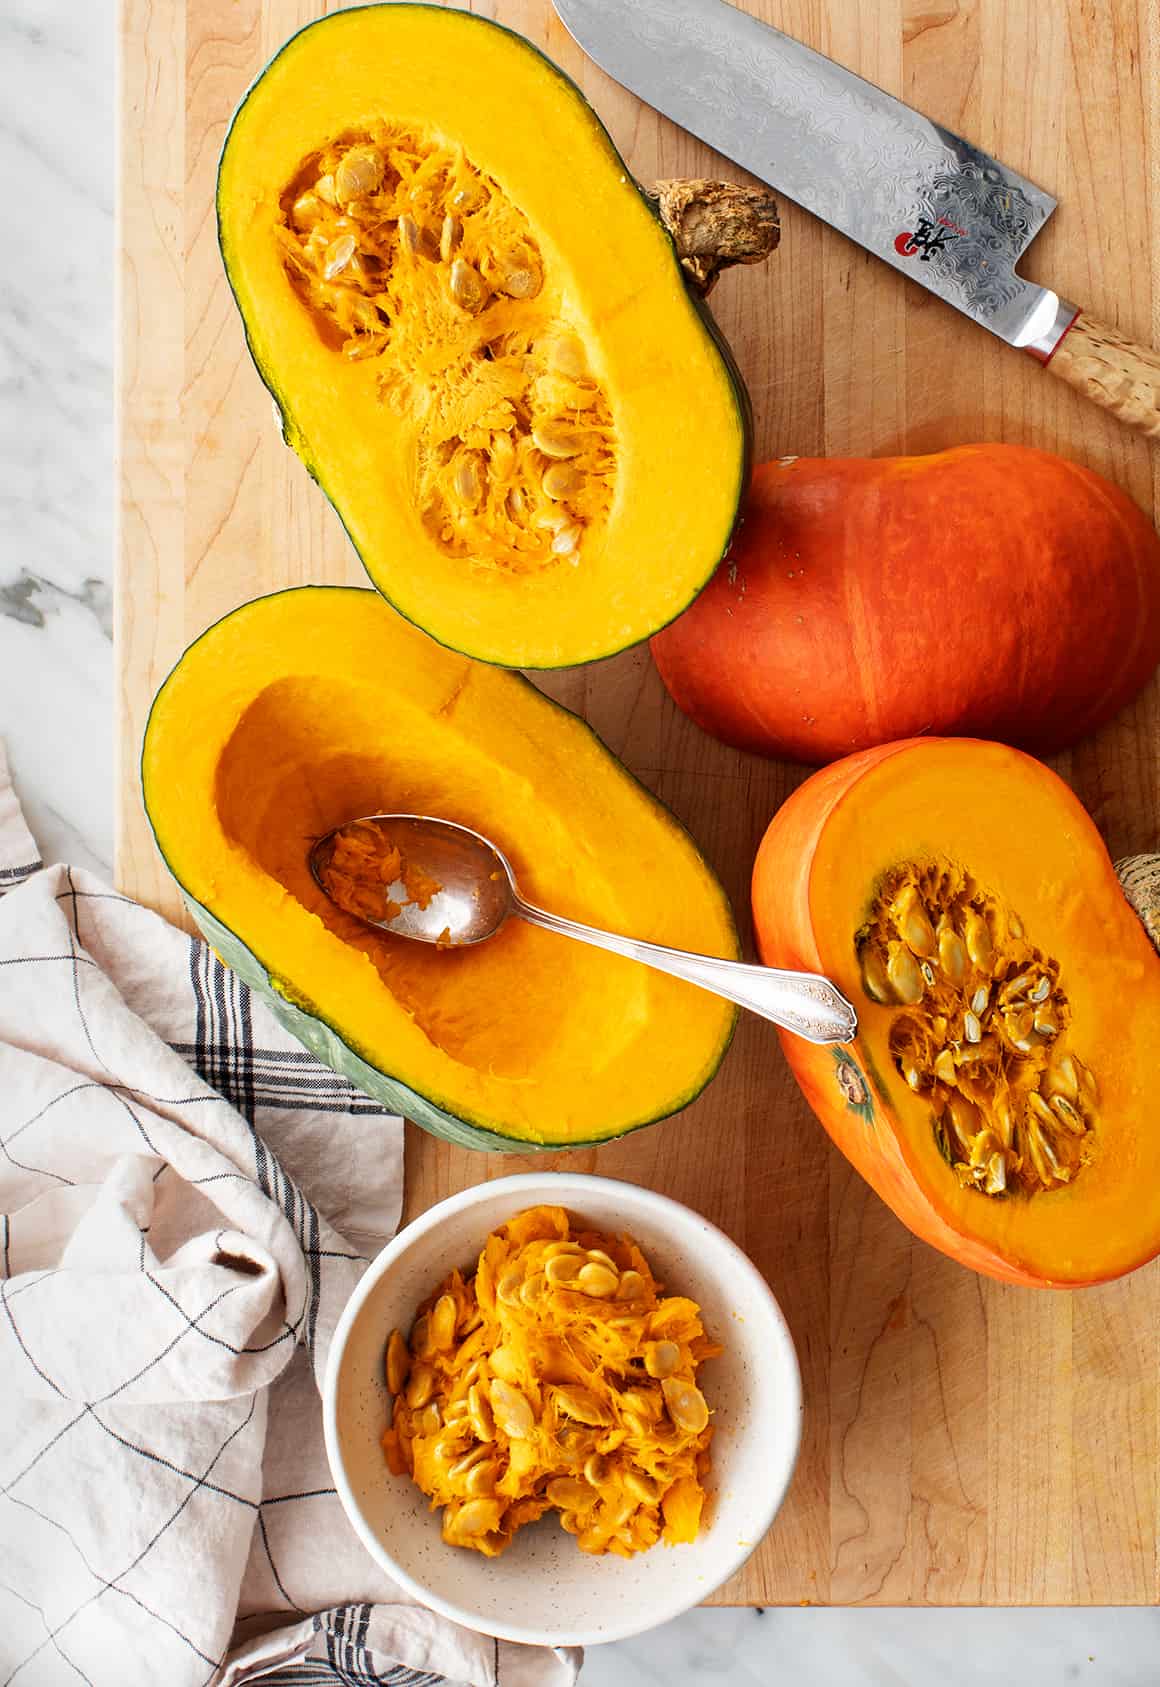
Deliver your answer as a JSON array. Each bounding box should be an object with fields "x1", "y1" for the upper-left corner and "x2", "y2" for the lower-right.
[{"x1": 807, "y1": 740, "x2": 1160, "y2": 1283}]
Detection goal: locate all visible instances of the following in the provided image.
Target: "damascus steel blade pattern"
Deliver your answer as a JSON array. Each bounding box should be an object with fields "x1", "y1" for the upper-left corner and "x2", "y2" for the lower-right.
[{"x1": 553, "y1": 0, "x2": 1065, "y2": 346}]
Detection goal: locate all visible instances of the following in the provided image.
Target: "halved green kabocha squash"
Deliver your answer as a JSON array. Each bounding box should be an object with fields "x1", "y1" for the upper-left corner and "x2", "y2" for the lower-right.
[
  {"x1": 141, "y1": 587, "x2": 738, "y2": 1150},
  {"x1": 216, "y1": 5, "x2": 773, "y2": 668}
]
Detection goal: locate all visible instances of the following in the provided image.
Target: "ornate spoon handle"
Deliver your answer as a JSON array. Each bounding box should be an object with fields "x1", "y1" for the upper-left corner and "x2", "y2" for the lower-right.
[{"x1": 515, "y1": 896, "x2": 857, "y2": 1045}]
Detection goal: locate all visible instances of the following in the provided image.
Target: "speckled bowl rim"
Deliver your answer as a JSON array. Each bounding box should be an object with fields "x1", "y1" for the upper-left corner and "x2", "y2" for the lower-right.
[{"x1": 322, "y1": 1171, "x2": 803, "y2": 1646}]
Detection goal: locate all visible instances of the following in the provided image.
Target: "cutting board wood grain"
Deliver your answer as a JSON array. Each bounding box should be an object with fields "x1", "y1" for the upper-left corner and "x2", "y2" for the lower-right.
[{"x1": 119, "y1": 0, "x2": 1160, "y2": 1605}]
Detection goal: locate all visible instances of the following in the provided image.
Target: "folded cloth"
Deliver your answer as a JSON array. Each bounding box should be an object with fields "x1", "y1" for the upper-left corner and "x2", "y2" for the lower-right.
[{"x1": 0, "y1": 745, "x2": 580, "y2": 1687}]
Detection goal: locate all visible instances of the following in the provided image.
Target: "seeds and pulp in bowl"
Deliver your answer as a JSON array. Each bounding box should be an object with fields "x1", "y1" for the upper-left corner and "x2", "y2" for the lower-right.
[
  {"x1": 381, "y1": 1205, "x2": 718, "y2": 1558},
  {"x1": 277, "y1": 126, "x2": 615, "y2": 576},
  {"x1": 858, "y1": 861, "x2": 1098, "y2": 1197}
]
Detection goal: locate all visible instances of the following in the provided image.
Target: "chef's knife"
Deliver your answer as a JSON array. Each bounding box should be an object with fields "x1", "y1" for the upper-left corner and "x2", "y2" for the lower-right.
[{"x1": 551, "y1": 0, "x2": 1160, "y2": 439}]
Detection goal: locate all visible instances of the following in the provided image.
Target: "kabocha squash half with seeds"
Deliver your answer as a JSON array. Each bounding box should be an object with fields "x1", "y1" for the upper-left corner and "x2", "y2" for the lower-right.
[
  {"x1": 752, "y1": 737, "x2": 1160, "y2": 1287},
  {"x1": 141, "y1": 587, "x2": 737, "y2": 1151},
  {"x1": 217, "y1": 6, "x2": 777, "y2": 668}
]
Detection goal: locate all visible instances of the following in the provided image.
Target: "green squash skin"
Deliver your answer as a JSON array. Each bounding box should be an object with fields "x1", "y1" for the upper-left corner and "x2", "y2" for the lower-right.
[
  {"x1": 215, "y1": 3, "x2": 754, "y2": 671},
  {"x1": 142, "y1": 586, "x2": 740, "y2": 1153}
]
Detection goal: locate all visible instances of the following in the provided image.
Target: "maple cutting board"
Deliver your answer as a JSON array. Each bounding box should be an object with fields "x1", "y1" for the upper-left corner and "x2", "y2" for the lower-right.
[{"x1": 118, "y1": 0, "x2": 1160, "y2": 1605}]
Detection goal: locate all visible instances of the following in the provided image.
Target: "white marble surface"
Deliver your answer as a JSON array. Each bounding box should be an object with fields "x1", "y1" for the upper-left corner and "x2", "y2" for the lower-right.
[{"x1": 3, "y1": 1, "x2": 1159, "y2": 1681}]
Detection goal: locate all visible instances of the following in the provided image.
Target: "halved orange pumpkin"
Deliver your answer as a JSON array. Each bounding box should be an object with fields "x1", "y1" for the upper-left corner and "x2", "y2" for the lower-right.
[{"x1": 752, "y1": 737, "x2": 1160, "y2": 1286}]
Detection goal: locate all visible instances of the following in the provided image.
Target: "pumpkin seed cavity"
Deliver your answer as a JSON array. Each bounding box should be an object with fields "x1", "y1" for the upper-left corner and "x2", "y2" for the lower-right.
[
  {"x1": 277, "y1": 127, "x2": 615, "y2": 575},
  {"x1": 856, "y1": 863, "x2": 1098, "y2": 1197}
]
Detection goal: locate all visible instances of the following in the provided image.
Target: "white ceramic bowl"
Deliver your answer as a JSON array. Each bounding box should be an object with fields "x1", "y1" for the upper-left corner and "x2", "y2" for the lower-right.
[{"x1": 322, "y1": 1172, "x2": 802, "y2": 1647}]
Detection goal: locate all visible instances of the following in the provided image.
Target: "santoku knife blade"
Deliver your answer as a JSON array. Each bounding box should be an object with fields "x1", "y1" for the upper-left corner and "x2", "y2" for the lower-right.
[{"x1": 551, "y1": 0, "x2": 1160, "y2": 437}]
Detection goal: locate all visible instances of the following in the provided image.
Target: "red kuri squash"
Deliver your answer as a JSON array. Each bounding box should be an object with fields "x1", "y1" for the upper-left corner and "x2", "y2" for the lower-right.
[{"x1": 652, "y1": 446, "x2": 1160, "y2": 764}]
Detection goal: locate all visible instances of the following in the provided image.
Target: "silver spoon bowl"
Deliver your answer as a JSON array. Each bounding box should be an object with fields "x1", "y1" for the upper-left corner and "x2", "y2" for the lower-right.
[{"x1": 309, "y1": 814, "x2": 858, "y2": 1046}]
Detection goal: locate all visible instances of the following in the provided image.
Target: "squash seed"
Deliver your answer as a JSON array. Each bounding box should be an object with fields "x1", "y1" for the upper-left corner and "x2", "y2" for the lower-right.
[
  {"x1": 553, "y1": 1386, "x2": 609, "y2": 1427},
  {"x1": 623, "y1": 1470, "x2": 660, "y2": 1506},
  {"x1": 546, "y1": 1476, "x2": 597, "y2": 1511},
  {"x1": 933, "y1": 1048, "x2": 956, "y2": 1085},
  {"x1": 385, "y1": 1329, "x2": 411, "y2": 1396},
  {"x1": 467, "y1": 1383, "x2": 494, "y2": 1442},
  {"x1": 548, "y1": 334, "x2": 587, "y2": 378},
  {"x1": 447, "y1": 1498, "x2": 497, "y2": 1538},
  {"x1": 406, "y1": 1363, "x2": 436, "y2": 1410},
  {"x1": 545, "y1": 1253, "x2": 584, "y2": 1285},
  {"x1": 439, "y1": 215, "x2": 462, "y2": 263},
  {"x1": 859, "y1": 944, "x2": 893, "y2": 1004},
  {"x1": 454, "y1": 453, "x2": 483, "y2": 506},
  {"x1": 886, "y1": 945, "x2": 924, "y2": 1005},
  {"x1": 532, "y1": 421, "x2": 584, "y2": 459},
  {"x1": 963, "y1": 908, "x2": 993, "y2": 969},
  {"x1": 323, "y1": 234, "x2": 356, "y2": 280},
  {"x1": 488, "y1": 1343, "x2": 521, "y2": 1383},
  {"x1": 465, "y1": 1459, "x2": 499, "y2": 1496},
  {"x1": 938, "y1": 922, "x2": 968, "y2": 985},
  {"x1": 496, "y1": 1266, "x2": 524, "y2": 1306},
  {"x1": 430, "y1": 1293, "x2": 458, "y2": 1351},
  {"x1": 661, "y1": 1378, "x2": 709, "y2": 1436},
  {"x1": 616, "y1": 1270, "x2": 647, "y2": 1301},
  {"x1": 644, "y1": 1340, "x2": 680, "y2": 1379},
  {"x1": 490, "y1": 1379, "x2": 536, "y2": 1439},
  {"x1": 1046, "y1": 1052, "x2": 1079, "y2": 1101},
  {"x1": 551, "y1": 524, "x2": 582, "y2": 556},
  {"x1": 983, "y1": 1152, "x2": 1007, "y2": 1195},
  {"x1": 449, "y1": 257, "x2": 487, "y2": 312},
  {"x1": 1050, "y1": 1094, "x2": 1086, "y2": 1135},
  {"x1": 576, "y1": 1262, "x2": 619, "y2": 1297},
  {"x1": 448, "y1": 1445, "x2": 490, "y2": 1481},
  {"x1": 519, "y1": 1271, "x2": 547, "y2": 1306},
  {"x1": 501, "y1": 263, "x2": 542, "y2": 299},
  {"x1": 291, "y1": 192, "x2": 325, "y2": 229},
  {"x1": 583, "y1": 1453, "x2": 608, "y2": 1487},
  {"x1": 418, "y1": 1401, "x2": 442, "y2": 1437},
  {"x1": 542, "y1": 462, "x2": 582, "y2": 501},
  {"x1": 315, "y1": 173, "x2": 337, "y2": 206},
  {"x1": 335, "y1": 145, "x2": 385, "y2": 203},
  {"x1": 894, "y1": 885, "x2": 936, "y2": 957},
  {"x1": 1028, "y1": 975, "x2": 1052, "y2": 1003}
]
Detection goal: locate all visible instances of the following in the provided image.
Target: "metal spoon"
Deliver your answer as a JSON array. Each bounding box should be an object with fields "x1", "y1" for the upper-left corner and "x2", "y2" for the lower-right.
[{"x1": 308, "y1": 814, "x2": 857, "y2": 1045}]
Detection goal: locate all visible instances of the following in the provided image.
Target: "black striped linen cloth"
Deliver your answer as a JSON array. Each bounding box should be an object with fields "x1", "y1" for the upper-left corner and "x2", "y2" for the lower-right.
[{"x1": 0, "y1": 746, "x2": 579, "y2": 1687}]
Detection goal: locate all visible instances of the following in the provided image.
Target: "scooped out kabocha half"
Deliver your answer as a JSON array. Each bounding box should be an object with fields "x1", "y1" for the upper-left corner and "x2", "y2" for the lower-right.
[
  {"x1": 141, "y1": 587, "x2": 738, "y2": 1152},
  {"x1": 217, "y1": 5, "x2": 778, "y2": 667},
  {"x1": 752, "y1": 737, "x2": 1160, "y2": 1287}
]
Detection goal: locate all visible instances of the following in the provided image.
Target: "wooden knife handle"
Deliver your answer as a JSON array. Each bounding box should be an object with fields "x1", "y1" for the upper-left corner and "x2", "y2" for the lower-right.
[{"x1": 1045, "y1": 311, "x2": 1160, "y2": 438}]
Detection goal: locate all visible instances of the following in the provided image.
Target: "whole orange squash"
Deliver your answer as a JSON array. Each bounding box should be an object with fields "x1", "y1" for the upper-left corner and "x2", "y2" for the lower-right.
[{"x1": 652, "y1": 445, "x2": 1160, "y2": 763}]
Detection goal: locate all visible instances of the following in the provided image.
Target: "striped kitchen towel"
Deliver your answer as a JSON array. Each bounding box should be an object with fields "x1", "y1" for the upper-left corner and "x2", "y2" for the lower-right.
[{"x1": 0, "y1": 744, "x2": 579, "y2": 1687}]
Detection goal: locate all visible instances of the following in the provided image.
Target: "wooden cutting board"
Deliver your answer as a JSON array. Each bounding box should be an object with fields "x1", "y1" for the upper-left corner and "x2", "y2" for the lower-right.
[{"x1": 118, "y1": 0, "x2": 1160, "y2": 1605}]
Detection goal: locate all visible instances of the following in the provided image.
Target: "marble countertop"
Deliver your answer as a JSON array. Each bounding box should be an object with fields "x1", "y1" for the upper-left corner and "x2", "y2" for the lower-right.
[{"x1": 4, "y1": 0, "x2": 1159, "y2": 1680}]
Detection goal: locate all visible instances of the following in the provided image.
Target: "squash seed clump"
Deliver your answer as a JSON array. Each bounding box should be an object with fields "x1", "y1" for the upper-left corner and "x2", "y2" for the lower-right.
[
  {"x1": 856, "y1": 863, "x2": 1098, "y2": 1196},
  {"x1": 381, "y1": 1204, "x2": 718, "y2": 1558},
  {"x1": 276, "y1": 128, "x2": 615, "y2": 575}
]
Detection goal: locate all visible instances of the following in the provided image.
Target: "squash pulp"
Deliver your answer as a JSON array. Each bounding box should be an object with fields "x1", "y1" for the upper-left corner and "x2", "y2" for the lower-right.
[
  {"x1": 142, "y1": 588, "x2": 738, "y2": 1151},
  {"x1": 752, "y1": 738, "x2": 1160, "y2": 1286},
  {"x1": 217, "y1": 5, "x2": 752, "y2": 667}
]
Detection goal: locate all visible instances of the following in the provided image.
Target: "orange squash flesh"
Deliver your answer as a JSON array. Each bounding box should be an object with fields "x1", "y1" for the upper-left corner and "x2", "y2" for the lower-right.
[{"x1": 752, "y1": 737, "x2": 1160, "y2": 1287}]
